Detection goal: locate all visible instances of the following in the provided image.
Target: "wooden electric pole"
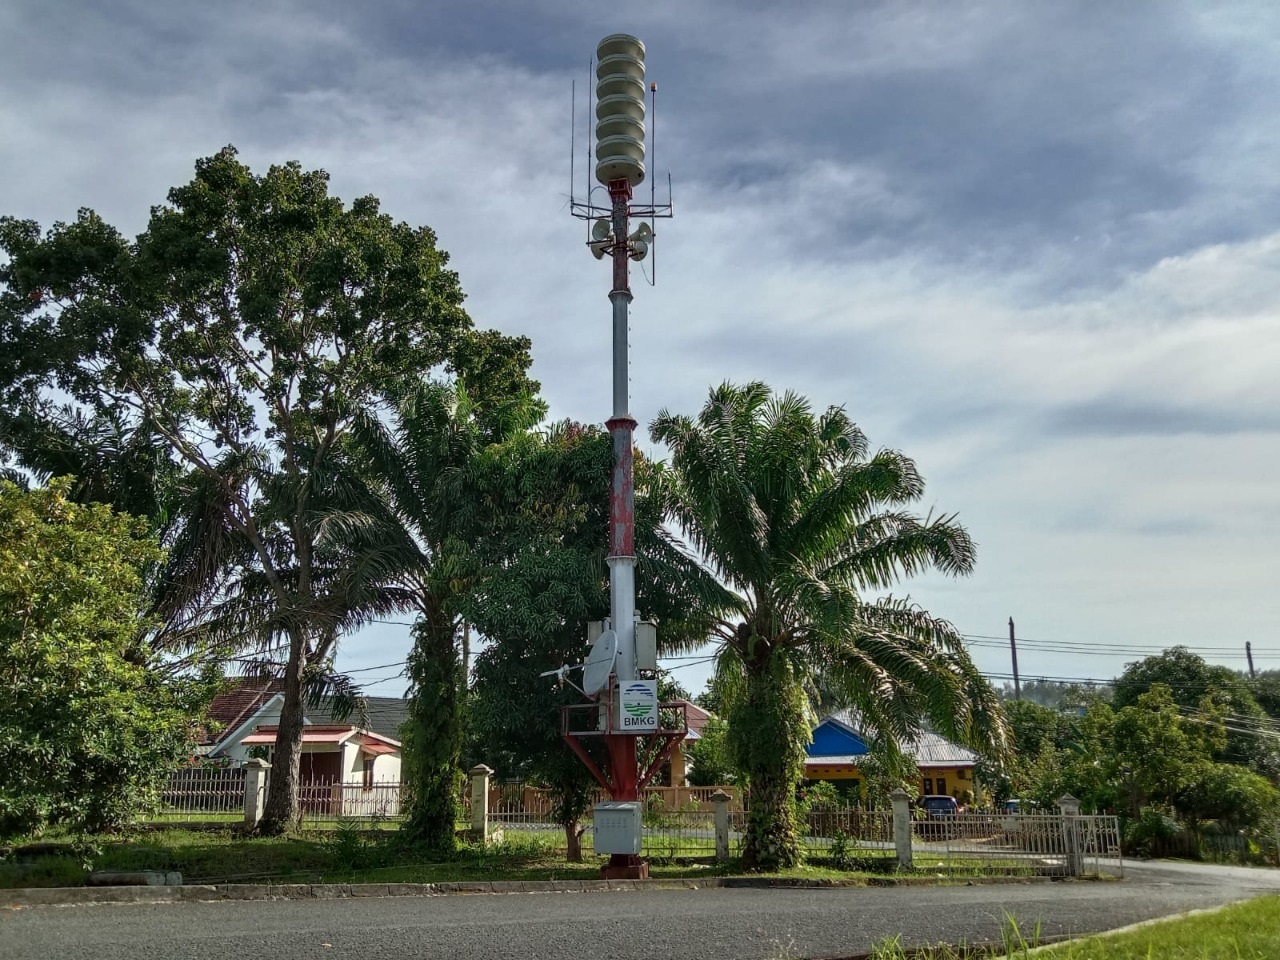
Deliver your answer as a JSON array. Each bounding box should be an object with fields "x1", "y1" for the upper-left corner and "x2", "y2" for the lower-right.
[
  {"x1": 1009, "y1": 617, "x2": 1022, "y2": 700},
  {"x1": 1247, "y1": 641, "x2": 1257, "y2": 680}
]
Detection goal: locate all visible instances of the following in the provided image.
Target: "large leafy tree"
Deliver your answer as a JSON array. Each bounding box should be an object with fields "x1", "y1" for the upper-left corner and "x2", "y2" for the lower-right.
[
  {"x1": 1113, "y1": 647, "x2": 1278, "y2": 775},
  {"x1": 1017, "y1": 683, "x2": 1279, "y2": 829},
  {"x1": 466, "y1": 423, "x2": 720, "y2": 860},
  {"x1": 0, "y1": 147, "x2": 525, "y2": 833},
  {"x1": 0, "y1": 480, "x2": 211, "y2": 837},
  {"x1": 651, "y1": 382, "x2": 1008, "y2": 870},
  {"x1": 1249, "y1": 672, "x2": 1280, "y2": 723},
  {"x1": 0, "y1": 404, "x2": 249, "y2": 675},
  {"x1": 975, "y1": 699, "x2": 1076, "y2": 806},
  {"x1": 685, "y1": 718, "x2": 736, "y2": 787}
]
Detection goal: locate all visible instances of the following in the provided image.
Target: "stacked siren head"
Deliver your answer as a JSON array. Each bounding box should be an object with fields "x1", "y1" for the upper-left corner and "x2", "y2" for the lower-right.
[{"x1": 595, "y1": 34, "x2": 646, "y2": 187}]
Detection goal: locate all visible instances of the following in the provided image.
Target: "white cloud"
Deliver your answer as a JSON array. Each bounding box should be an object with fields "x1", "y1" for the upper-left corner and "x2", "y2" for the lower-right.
[{"x1": 2, "y1": 1, "x2": 1277, "y2": 695}]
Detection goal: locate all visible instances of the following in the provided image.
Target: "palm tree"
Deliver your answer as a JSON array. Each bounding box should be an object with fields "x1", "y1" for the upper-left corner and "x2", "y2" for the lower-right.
[
  {"x1": 348, "y1": 380, "x2": 543, "y2": 851},
  {"x1": 651, "y1": 382, "x2": 1008, "y2": 870}
]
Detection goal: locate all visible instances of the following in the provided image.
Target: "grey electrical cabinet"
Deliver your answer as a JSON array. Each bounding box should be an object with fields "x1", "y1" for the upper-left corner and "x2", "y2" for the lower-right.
[{"x1": 592, "y1": 801, "x2": 643, "y2": 855}]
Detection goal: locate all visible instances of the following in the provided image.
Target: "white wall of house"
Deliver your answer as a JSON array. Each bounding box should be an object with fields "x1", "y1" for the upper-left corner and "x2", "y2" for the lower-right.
[
  {"x1": 340, "y1": 741, "x2": 401, "y2": 784},
  {"x1": 340, "y1": 741, "x2": 403, "y2": 818}
]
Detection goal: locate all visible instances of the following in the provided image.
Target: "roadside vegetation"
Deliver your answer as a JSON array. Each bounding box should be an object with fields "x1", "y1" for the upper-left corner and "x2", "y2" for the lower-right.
[
  {"x1": 868, "y1": 896, "x2": 1280, "y2": 959},
  {"x1": 1, "y1": 825, "x2": 1023, "y2": 889},
  {"x1": 986, "y1": 650, "x2": 1280, "y2": 864},
  {"x1": 5, "y1": 147, "x2": 1278, "y2": 879}
]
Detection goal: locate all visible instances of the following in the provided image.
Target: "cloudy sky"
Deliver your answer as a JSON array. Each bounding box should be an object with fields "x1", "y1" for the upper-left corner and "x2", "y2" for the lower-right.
[{"x1": 3, "y1": 1, "x2": 1278, "y2": 698}]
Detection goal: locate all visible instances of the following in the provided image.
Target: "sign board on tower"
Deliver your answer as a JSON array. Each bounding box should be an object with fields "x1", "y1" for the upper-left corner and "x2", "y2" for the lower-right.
[{"x1": 617, "y1": 679, "x2": 658, "y2": 732}]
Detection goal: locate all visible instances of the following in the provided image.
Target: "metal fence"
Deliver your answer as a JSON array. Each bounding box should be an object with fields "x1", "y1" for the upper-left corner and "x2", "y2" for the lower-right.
[
  {"x1": 727, "y1": 807, "x2": 897, "y2": 861},
  {"x1": 153, "y1": 769, "x2": 1120, "y2": 878},
  {"x1": 1145, "y1": 825, "x2": 1279, "y2": 866},
  {"x1": 910, "y1": 812, "x2": 1123, "y2": 877},
  {"x1": 158, "y1": 766, "x2": 246, "y2": 820},
  {"x1": 295, "y1": 778, "x2": 405, "y2": 828},
  {"x1": 635, "y1": 805, "x2": 719, "y2": 858},
  {"x1": 803, "y1": 807, "x2": 896, "y2": 860},
  {"x1": 488, "y1": 782, "x2": 558, "y2": 830},
  {"x1": 1078, "y1": 814, "x2": 1125, "y2": 876},
  {"x1": 486, "y1": 786, "x2": 727, "y2": 858}
]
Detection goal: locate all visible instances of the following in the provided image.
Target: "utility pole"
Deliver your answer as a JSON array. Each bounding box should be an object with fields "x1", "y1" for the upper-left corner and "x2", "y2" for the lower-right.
[
  {"x1": 1009, "y1": 617, "x2": 1022, "y2": 700},
  {"x1": 1247, "y1": 641, "x2": 1257, "y2": 680}
]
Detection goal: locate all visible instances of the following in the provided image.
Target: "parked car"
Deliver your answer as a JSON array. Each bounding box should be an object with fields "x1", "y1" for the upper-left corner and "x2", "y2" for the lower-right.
[
  {"x1": 915, "y1": 794, "x2": 959, "y2": 839},
  {"x1": 921, "y1": 795, "x2": 959, "y2": 818}
]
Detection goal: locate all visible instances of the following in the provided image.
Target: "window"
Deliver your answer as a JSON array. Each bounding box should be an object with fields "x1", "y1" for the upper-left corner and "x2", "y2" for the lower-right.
[
  {"x1": 936, "y1": 776, "x2": 947, "y2": 796},
  {"x1": 957, "y1": 768, "x2": 968, "y2": 780},
  {"x1": 362, "y1": 757, "x2": 375, "y2": 791},
  {"x1": 922, "y1": 777, "x2": 934, "y2": 795}
]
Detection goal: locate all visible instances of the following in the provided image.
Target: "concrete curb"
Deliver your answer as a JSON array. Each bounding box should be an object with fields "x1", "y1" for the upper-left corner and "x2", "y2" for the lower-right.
[{"x1": 1, "y1": 873, "x2": 1065, "y2": 908}]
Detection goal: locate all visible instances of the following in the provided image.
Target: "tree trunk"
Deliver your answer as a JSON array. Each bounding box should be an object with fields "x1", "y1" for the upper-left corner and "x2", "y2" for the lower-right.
[
  {"x1": 258, "y1": 629, "x2": 308, "y2": 835},
  {"x1": 564, "y1": 820, "x2": 583, "y2": 862},
  {"x1": 401, "y1": 609, "x2": 462, "y2": 854},
  {"x1": 729, "y1": 650, "x2": 808, "y2": 871}
]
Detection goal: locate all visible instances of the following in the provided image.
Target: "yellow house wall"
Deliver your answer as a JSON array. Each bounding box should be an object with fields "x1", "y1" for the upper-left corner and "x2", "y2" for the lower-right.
[
  {"x1": 917, "y1": 766, "x2": 981, "y2": 802},
  {"x1": 804, "y1": 762, "x2": 984, "y2": 804}
]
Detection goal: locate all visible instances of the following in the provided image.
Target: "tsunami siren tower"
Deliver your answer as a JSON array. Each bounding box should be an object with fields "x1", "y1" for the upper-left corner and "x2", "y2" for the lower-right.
[{"x1": 556, "y1": 33, "x2": 681, "y2": 881}]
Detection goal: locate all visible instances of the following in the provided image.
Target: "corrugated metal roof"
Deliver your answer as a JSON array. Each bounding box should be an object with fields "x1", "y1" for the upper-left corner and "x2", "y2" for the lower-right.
[
  {"x1": 909, "y1": 731, "x2": 977, "y2": 766},
  {"x1": 812, "y1": 711, "x2": 977, "y2": 766},
  {"x1": 668, "y1": 699, "x2": 715, "y2": 739},
  {"x1": 804, "y1": 755, "x2": 863, "y2": 766}
]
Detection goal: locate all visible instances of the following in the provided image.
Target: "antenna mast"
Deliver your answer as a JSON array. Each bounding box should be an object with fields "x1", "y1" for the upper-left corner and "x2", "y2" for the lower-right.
[{"x1": 561, "y1": 33, "x2": 678, "y2": 882}]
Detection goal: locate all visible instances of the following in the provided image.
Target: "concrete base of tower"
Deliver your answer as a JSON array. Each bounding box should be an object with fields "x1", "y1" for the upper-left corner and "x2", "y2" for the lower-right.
[{"x1": 600, "y1": 855, "x2": 649, "y2": 880}]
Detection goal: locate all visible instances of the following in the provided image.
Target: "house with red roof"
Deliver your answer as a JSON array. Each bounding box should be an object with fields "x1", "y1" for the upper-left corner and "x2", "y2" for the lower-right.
[
  {"x1": 198, "y1": 678, "x2": 408, "y2": 790},
  {"x1": 666, "y1": 698, "x2": 715, "y2": 786}
]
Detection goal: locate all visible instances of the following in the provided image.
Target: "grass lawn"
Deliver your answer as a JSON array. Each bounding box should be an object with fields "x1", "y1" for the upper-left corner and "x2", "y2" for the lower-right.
[
  {"x1": 1030, "y1": 896, "x2": 1280, "y2": 960},
  {"x1": 1, "y1": 826, "x2": 1010, "y2": 888},
  {"x1": 867, "y1": 896, "x2": 1280, "y2": 959}
]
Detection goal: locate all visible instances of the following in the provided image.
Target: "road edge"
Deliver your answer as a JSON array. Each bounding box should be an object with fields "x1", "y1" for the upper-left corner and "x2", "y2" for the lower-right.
[{"x1": 1, "y1": 874, "x2": 1061, "y2": 907}]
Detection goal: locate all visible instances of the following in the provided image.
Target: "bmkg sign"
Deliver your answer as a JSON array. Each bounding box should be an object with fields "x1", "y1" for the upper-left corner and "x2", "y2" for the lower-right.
[{"x1": 617, "y1": 680, "x2": 658, "y2": 731}]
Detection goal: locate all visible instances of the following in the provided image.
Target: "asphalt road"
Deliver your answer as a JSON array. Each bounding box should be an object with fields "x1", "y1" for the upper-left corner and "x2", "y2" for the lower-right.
[{"x1": 3, "y1": 862, "x2": 1278, "y2": 960}]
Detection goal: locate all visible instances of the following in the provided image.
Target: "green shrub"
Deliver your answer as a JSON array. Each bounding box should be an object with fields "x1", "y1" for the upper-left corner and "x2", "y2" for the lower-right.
[{"x1": 1124, "y1": 807, "x2": 1185, "y2": 857}]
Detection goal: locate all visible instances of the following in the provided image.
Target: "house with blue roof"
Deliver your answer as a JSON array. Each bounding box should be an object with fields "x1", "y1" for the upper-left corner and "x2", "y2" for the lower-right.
[{"x1": 804, "y1": 710, "x2": 983, "y2": 803}]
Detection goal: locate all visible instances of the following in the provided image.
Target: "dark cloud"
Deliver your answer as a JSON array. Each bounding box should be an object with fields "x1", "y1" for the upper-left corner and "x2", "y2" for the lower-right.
[
  {"x1": 5, "y1": 0, "x2": 1276, "y2": 289},
  {"x1": 1046, "y1": 400, "x2": 1280, "y2": 437}
]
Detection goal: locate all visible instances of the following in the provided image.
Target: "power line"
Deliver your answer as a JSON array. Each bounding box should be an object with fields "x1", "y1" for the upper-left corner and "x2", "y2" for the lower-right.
[
  {"x1": 345, "y1": 660, "x2": 409, "y2": 674},
  {"x1": 964, "y1": 638, "x2": 1277, "y2": 658},
  {"x1": 963, "y1": 632, "x2": 1267, "y2": 657}
]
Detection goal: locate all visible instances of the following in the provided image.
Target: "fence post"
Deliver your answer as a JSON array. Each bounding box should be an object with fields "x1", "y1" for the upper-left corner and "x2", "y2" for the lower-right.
[
  {"x1": 243, "y1": 758, "x2": 270, "y2": 827},
  {"x1": 1057, "y1": 793, "x2": 1083, "y2": 877},
  {"x1": 470, "y1": 764, "x2": 493, "y2": 842},
  {"x1": 710, "y1": 789, "x2": 732, "y2": 862},
  {"x1": 890, "y1": 788, "x2": 913, "y2": 871}
]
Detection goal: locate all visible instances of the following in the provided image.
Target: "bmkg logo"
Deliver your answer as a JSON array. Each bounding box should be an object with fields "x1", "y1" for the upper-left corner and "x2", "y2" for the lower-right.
[{"x1": 623, "y1": 682, "x2": 655, "y2": 718}]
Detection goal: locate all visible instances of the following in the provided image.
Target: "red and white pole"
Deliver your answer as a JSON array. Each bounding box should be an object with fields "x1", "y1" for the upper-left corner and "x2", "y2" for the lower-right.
[{"x1": 604, "y1": 176, "x2": 639, "y2": 804}]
